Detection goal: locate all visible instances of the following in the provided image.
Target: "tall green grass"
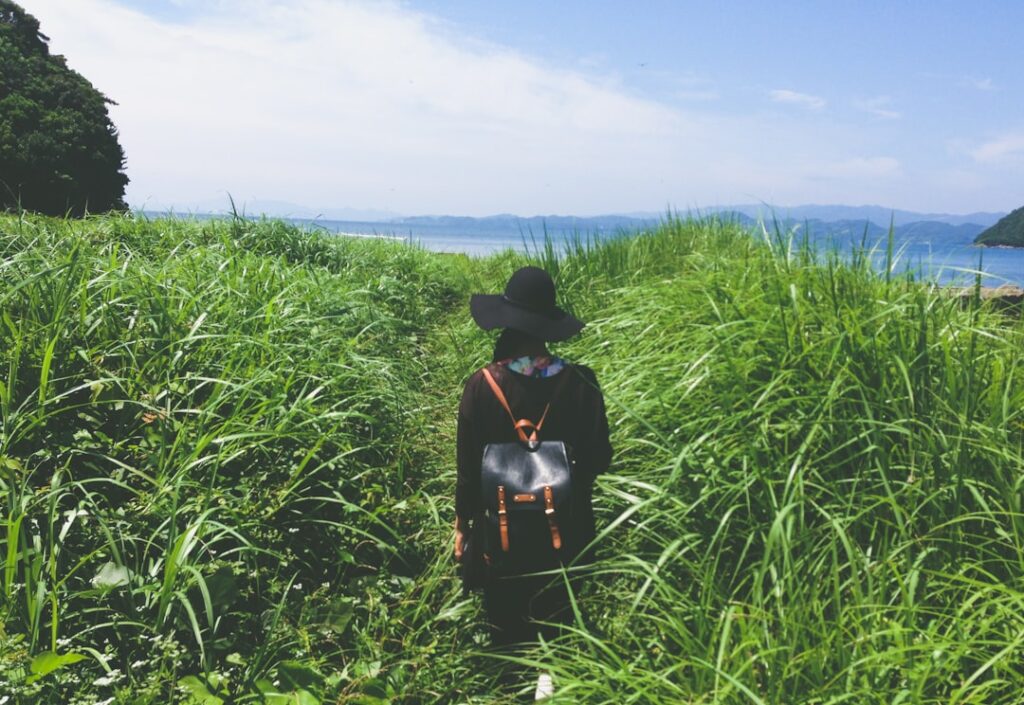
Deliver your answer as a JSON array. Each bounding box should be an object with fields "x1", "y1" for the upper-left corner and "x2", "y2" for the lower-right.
[
  {"x1": 0, "y1": 213, "x2": 468, "y2": 702},
  {"x1": 2, "y1": 211, "x2": 1023, "y2": 704},
  {"x1": 530, "y1": 217, "x2": 1024, "y2": 704}
]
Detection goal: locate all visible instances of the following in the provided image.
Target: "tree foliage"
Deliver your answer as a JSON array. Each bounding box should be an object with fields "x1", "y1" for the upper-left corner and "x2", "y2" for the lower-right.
[
  {"x1": 0, "y1": 1, "x2": 128, "y2": 215},
  {"x1": 975, "y1": 204, "x2": 1024, "y2": 247}
]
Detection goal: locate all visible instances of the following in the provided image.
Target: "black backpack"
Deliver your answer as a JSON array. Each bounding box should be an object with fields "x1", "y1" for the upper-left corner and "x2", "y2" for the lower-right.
[{"x1": 478, "y1": 366, "x2": 579, "y2": 575}]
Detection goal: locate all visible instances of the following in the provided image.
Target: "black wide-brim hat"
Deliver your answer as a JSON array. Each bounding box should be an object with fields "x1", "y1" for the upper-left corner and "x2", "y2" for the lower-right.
[{"x1": 470, "y1": 266, "x2": 584, "y2": 342}]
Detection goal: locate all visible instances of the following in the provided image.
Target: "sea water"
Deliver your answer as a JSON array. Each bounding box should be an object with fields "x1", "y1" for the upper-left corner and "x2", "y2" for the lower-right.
[
  {"x1": 303, "y1": 217, "x2": 1024, "y2": 288},
  {"x1": 806, "y1": 231, "x2": 1024, "y2": 288}
]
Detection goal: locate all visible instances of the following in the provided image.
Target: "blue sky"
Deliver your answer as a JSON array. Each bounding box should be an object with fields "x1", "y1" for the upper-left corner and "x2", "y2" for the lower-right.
[{"x1": 27, "y1": 0, "x2": 1024, "y2": 216}]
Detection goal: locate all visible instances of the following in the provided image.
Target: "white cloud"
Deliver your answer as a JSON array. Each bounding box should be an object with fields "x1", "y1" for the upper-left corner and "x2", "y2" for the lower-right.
[
  {"x1": 854, "y1": 96, "x2": 901, "y2": 120},
  {"x1": 30, "y1": 0, "x2": 700, "y2": 214},
  {"x1": 967, "y1": 77, "x2": 997, "y2": 91},
  {"x1": 21, "y1": 0, "x2": 1011, "y2": 215},
  {"x1": 770, "y1": 89, "x2": 826, "y2": 111},
  {"x1": 970, "y1": 134, "x2": 1024, "y2": 163}
]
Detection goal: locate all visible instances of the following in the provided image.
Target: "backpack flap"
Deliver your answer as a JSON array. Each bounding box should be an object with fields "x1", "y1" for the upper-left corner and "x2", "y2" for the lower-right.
[
  {"x1": 477, "y1": 366, "x2": 578, "y2": 573},
  {"x1": 481, "y1": 439, "x2": 574, "y2": 568}
]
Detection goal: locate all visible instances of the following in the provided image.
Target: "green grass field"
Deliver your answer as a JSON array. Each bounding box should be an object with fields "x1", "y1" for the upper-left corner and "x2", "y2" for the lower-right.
[{"x1": 2, "y1": 212, "x2": 1024, "y2": 703}]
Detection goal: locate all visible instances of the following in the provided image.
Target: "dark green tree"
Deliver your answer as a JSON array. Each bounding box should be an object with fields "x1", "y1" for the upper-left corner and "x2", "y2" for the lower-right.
[
  {"x1": 975, "y1": 205, "x2": 1024, "y2": 248},
  {"x1": 0, "y1": 1, "x2": 128, "y2": 215}
]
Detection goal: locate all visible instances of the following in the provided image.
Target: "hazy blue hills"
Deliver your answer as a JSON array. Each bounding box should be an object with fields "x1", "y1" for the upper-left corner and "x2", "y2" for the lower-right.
[
  {"x1": 715, "y1": 204, "x2": 1005, "y2": 228},
  {"x1": 395, "y1": 213, "x2": 660, "y2": 231},
  {"x1": 140, "y1": 202, "x2": 1002, "y2": 248},
  {"x1": 678, "y1": 215, "x2": 984, "y2": 250},
  {"x1": 755, "y1": 217, "x2": 988, "y2": 245},
  {"x1": 383, "y1": 210, "x2": 993, "y2": 243},
  {"x1": 975, "y1": 206, "x2": 1024, "y2": 247},
  {"x1": 389, "y1": 206, "x2": 1000, "y2": 243},
  {"x1": 138, "y1": 200, "x2": 1006, "y2": 228}
]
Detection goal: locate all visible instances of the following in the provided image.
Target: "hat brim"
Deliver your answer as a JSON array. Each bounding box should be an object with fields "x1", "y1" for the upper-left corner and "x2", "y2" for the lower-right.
[{"x1": 470, "y1": 294, "x2": 584, "y2": 342}]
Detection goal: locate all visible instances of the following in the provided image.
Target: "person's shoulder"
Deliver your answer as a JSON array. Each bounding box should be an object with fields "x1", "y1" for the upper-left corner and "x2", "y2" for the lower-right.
[
  {"x1": 462, "y1": 366, "x2": 485, "y2": 387},
  {"x1": 466, "y1": 360, "x2": 504, "y2": 381},
  {"x1": 460, "y1": 364, "x2": 492, "y2": 397}
]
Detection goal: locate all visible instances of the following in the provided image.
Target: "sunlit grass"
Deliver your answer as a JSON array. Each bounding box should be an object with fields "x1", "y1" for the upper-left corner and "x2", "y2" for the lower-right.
[{"x1": 2, "y1": 211, "x2": 1023, "y2": 703}]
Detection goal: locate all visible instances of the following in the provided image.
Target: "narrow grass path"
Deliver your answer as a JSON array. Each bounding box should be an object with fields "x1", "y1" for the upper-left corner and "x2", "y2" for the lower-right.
[{"x1": 342, "y1": 256, "x2": 529, "y2": 703}]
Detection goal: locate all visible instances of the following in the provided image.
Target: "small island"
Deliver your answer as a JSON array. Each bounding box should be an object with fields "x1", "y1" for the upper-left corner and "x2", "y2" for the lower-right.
[{"x1": 975, "y1": 205, "x2": 1024, "y2": 247}]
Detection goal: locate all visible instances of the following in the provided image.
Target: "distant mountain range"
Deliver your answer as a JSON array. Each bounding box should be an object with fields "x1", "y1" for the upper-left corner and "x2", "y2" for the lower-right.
[
  {"x1": 138, "y1": 199, "x2": 1009, "y2": 245},
  {"x1": 394, "y1": 205, "x2": 1006, "y2": 230},
  {"x1": 396, "y1": 213, "x2": 659, "y2": 230},
  {"x1": 711, "y1": 204, "x2": 1005, "y2": 228},
  {"x1": 723, "y1": 213, "x2": 989, "y2": 245},
  {"x1": 391, "y1": 211, "x2": 993, "y2": 245}
]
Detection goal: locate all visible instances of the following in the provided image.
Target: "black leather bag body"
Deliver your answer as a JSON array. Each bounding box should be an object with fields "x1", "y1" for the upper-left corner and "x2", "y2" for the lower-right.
[
  {"x1": 477, "y1": 366, "x2": 578, "y2": 576},
  {"x1": 480, "y1": 439, "x2": 576, "y2": 574}
]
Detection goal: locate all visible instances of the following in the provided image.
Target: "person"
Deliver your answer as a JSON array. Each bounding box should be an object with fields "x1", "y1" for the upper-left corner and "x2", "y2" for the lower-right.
[{"x1": 454, "y1": 266, "x2": 613, "y2": 699}]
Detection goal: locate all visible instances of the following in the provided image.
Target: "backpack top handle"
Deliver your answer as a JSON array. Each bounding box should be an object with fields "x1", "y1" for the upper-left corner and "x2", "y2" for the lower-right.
[{"x1": 481, "y1": 365, "x2": 569, "y2": 449}]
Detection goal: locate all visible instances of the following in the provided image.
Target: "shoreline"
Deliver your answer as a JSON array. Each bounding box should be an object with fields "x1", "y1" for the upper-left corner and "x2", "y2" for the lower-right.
[
  {"x1": 334, "y1": 230, "x2": 407, "y2": 242},
  {"x1": 945, "y1": 284, "x2": 1024, "y2": 310}
]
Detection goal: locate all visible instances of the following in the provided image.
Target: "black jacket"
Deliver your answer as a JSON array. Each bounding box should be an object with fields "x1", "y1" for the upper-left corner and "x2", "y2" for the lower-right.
[{"x1": 456, "y1": 360, "x2": 613, "y2": 555}]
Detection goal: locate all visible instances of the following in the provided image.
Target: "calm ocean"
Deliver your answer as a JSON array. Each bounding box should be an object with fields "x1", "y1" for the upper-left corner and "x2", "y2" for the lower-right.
[{"x1": 297, "y1": 217, "x2": 1024, "y2": 288}]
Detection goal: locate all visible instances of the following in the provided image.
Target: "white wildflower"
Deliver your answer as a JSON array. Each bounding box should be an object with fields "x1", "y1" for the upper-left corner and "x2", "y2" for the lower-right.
[{"x1": 93, "y1": 669, "x2": 122, "y2": 687}]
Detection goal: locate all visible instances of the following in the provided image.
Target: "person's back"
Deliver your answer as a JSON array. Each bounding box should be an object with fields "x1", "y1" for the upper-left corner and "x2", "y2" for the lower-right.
[
  {"x1": 457, "y1": 353, "x2": 611, "y2": 573},
  {"x1": 453, "y1": 268, "x2": 612, "y2": 699}
]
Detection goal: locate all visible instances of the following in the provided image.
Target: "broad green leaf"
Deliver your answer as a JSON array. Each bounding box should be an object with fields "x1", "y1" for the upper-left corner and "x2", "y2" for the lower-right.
[
  {"x1": 178, "y1": 675, "x2": 224, "y2": 705},
  {"x1": 26, "y1": 651, "x2": 86, "y2": 684},
  {"x1": 91, "y1": 561, "x2": 130, "y2": 589},
  {"x1": 278, "y1": 659, "x2": 325, "y2": 690},
  {"x1": 359, "y1": 676, "x2": 389, "y2": 699},
  {"x1": 1, "y1": 456, "x2": 23, "y2": 471},
  {"x1": 308, "y1": 596, "x2": 354, "y2": 634},
  {"x1": 255, "y1": 678, "x2": 277, "y2": 694},
  {"x1": 254, "y1": 680, "x2": 320, "y2": 705},
  {"x1": 267, "y1": 690, "x2": 319, "y2": 705}
]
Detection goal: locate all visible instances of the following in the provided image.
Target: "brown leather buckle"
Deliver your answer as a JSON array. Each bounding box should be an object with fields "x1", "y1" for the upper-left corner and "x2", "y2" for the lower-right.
[
  {"x1": 497, "y1": 486, "x2": 510, "y2": 552},
  {"x1": 543, "y1": 486, "x2": 556, "y2": 516},
  {"x1": 543, "y1": 486, "x2": 562, "y2": 550}
]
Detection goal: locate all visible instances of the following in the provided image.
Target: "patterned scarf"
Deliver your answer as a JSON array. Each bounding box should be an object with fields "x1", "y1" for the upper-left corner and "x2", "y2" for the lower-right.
[{"x1": 496, "y1": 355, "x2": 567, "y2": 378}]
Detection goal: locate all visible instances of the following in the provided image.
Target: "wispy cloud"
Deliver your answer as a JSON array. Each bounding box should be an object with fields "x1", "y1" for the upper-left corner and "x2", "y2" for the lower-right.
[
  {"x1": 970, "y1": 133, "x2": 1024, "y2": 163},
  {"x1": 770, "y1": 89, "x2": 826, "y2": 111},
  {"x1": 31, "y1": 0, "x2": 694, "y2": 214},
  {"x1": 26, "y1": 0, "x2": 1012, "y2": 215},
  {"x1": 854, "y1": 96, "x2": 901, "y2": 120},
  {"x1": 964, "y1": 76, "x2": 997, "y2": 91}
]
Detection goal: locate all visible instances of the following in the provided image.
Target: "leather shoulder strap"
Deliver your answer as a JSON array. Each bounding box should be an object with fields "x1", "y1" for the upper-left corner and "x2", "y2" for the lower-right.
[
  {"x1": 480, "y1": 364, "x2": 572, "y2": 443},
  {"x1": 481, "y1": 366, "x2": 517, "y2": 424}
]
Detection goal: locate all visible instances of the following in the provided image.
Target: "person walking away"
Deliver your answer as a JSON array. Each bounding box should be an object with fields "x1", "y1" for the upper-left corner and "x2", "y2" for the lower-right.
[{"x1": 454, "y1": 266, "x2": 613, "y2": 700}]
